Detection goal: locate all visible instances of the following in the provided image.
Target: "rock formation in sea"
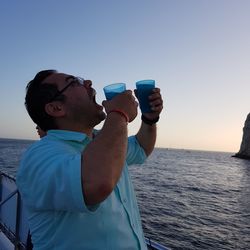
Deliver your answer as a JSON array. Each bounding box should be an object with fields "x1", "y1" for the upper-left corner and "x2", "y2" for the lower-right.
[{"x1": 233, "y1": 113, "x2": 250, "y2": 159}]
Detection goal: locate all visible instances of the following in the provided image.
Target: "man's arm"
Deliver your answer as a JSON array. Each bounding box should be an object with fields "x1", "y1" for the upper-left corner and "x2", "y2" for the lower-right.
[
  {"x1": 81, "y1": 91, "x2": 138, "y2": 206},
  {"x1": 136, "y1": 122, "x2": 157, "y2": 156},
  {"x1": 136, "y1": 88, "x2": 163, "y2": 156}
]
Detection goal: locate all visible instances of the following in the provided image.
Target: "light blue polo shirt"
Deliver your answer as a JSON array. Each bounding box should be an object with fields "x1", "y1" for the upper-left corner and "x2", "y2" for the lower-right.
[{"x1": 17, "y1": 130, "x2": 148, "y2": 250}]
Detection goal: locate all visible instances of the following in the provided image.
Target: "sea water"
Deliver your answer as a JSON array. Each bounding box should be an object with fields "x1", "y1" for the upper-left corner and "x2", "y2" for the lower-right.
[{"x1": 0, "y1": 138, "x2": 249, "y2": 249}]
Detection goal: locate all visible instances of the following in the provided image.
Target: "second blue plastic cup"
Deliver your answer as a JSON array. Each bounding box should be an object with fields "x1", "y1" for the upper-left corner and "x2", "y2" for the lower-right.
[
  {"x1": 103, "y1": 83, "x2": 126, "y2": 100},
  {"x1": 136, "y1": 80, "x2": 155, "y2": 113}
]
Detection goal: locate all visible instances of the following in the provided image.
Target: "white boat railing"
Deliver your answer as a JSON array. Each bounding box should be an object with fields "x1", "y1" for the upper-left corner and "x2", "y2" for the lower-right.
[
  {"x1": 0, "y1": 171, "x2": 28, "y2": 250},
  {"x1": 146, "y1": 237, "x2": 171, "y2": 250}
]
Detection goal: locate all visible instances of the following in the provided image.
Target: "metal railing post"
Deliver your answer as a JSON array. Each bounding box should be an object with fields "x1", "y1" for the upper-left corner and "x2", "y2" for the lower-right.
[{"x1": 14, "y1": 191, "x2": 21, "y2": 249}]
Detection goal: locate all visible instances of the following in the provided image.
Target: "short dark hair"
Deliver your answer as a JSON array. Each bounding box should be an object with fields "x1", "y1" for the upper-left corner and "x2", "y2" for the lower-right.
[{"x1": 25, "y1": 70, "x2": 65, "y2": 131}]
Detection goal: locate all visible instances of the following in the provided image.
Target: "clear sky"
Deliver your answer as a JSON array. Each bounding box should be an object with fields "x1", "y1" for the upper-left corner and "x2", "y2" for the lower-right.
[{"x1": 1, "y1": 0, "x2": 250, "y2": 153}]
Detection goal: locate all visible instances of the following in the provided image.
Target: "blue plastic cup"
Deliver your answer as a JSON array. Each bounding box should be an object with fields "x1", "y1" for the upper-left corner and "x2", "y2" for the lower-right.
[
  {"x1": 136, "y1": 80, "x2": 155, "y2": 113},
  {"x1": 103, "y1": 83, "x2": 126, "y2": 100}
]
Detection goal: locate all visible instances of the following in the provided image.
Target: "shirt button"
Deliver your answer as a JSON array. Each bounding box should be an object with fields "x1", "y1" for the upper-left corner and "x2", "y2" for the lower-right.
[{"x1": 123, "y1": 198, "x2": 127, "y2": 203}]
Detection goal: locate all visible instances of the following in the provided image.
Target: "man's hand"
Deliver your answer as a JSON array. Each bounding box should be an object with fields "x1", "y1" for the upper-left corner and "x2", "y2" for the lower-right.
[
  {"x1": 135, "y1": 88, "x2": 163, "y2": 120},
  {"x1": 102, "y1": 90, "x2": 138, "y2": 122}
]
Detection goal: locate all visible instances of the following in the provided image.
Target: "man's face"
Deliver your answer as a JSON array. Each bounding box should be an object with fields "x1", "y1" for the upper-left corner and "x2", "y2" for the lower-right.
[{"x1": 43, "y1": 72, "x2": 106, "y2": 127}]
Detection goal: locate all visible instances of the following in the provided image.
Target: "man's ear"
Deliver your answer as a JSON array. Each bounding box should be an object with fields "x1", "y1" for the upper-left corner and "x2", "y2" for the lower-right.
[{"x1": 45, "y1": 102, "x2": 65, "y2": 117}]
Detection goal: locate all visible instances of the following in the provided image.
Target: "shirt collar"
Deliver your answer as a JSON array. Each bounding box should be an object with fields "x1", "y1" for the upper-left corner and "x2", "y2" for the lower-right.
[{"x1": 47, "y1": 130, "x2": 90, "y2": 142}]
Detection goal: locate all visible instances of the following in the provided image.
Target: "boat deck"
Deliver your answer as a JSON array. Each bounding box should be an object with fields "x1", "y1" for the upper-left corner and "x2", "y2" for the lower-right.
[{"x1": 0, "y1": 231, "x2": 15, "y2": 250}]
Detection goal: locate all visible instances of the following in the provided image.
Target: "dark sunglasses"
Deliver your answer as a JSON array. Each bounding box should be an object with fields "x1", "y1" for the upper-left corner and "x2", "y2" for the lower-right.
[{"x1": 49, "y1": 77, "x2": 85, "y2": 102}]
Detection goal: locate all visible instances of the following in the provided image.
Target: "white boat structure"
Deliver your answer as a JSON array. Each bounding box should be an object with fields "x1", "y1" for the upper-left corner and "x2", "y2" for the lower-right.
[{"x1": 0, "y1": 171, "x2": 170, "y2": 250}]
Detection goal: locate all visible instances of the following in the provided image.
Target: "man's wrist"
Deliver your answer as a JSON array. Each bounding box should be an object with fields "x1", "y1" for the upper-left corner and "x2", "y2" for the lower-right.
[
  {"x1": 141, "y1": 114, "x2": 159, "y2": 126},
  {"x1": 108, "y1": 109, "x2": 129, "y2": 123}
]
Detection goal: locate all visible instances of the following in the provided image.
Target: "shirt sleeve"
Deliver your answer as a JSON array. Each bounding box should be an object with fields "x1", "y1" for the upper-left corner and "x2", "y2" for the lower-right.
[
  {"x1": 126, "y1": 136, "x2": 147, "y2": 166},
  {"x1": 16, "y1": 142, "x2": 91, "y2": 213}
]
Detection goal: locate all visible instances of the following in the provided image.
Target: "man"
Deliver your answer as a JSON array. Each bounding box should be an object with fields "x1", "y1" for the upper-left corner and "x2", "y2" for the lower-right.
[{"x1": 17, "y1": 70, "x2": 163, "y2": 250}]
